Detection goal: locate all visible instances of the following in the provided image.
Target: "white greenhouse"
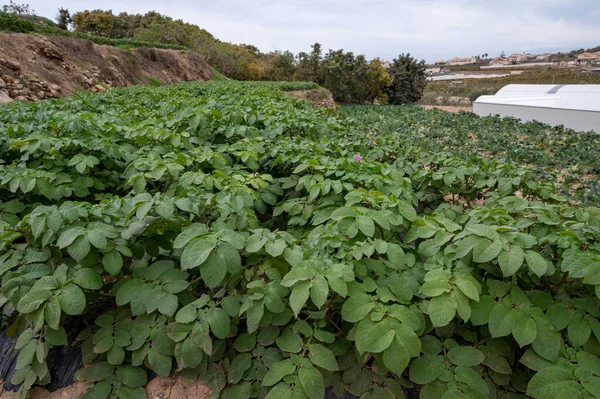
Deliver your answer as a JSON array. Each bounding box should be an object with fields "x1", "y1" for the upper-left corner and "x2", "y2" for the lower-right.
[{"x1": 473, "y1": 84, "x2": 600, "y2": 133}]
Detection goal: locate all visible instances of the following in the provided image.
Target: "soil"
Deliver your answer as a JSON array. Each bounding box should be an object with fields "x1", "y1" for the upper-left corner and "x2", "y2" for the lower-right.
[
  {"x1": 420, "y1": 105, "x2": 473, "y2": 113},
  {"x1": 0, "y1": 33, "x2": 212, "y2": 101},
  {"x1": 0, "y1": 377, "x2": 211, "y2": 399},
  {"x1": 285, "y1": 89, "x2": 336, "y2": 109}
]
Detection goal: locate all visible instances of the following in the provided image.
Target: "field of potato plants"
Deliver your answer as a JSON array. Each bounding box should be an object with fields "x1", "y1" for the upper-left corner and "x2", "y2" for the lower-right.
[{"x1": 1, "y1": 81, "x2": 600, "y2": 399}]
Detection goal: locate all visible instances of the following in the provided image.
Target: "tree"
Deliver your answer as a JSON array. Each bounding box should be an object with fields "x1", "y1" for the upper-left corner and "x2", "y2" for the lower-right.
[
  {"x1": 72, "y1": 9, "x2": 115, "y2": 37},
  {"x1": 386, "y1": 53, "x2": 427, "y2": 105},
  {"x1": 55, "y1": 7, "x2": 72, "y2": 30},
  {"x1": 366, "y1": 58, "x2": 392, "y2": 104},
  {"x1": 1, "y1": 1, "x2": 34, "y2": 15},
  {"x1": 295, "y1": 43, "x2": 322, "y2": 83}
]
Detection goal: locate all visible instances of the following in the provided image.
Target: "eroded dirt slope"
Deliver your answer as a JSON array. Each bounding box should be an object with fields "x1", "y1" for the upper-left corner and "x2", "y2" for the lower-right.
[{"x1": 0, "y1": 33, "x2": 212, "y2": 103}]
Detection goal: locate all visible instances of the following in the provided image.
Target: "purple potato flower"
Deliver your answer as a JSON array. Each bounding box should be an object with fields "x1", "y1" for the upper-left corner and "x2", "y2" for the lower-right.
[{"x1": 354, "y1": 154, "x2": 362, "y2": 163}]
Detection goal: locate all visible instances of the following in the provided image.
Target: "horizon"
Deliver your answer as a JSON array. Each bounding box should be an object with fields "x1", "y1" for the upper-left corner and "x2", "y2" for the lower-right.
[{"x1": 17, "y1": 0, "x2": 600, "y2": 63}]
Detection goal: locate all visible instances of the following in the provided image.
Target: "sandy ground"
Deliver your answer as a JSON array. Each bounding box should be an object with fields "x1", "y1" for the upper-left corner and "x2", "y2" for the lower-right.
[
  {"x1": 0, "y1": 377, "x2": 211, "y2": 399},
  {"x1": 420, "y1": 105, "x2": 473, "y2": 113}
]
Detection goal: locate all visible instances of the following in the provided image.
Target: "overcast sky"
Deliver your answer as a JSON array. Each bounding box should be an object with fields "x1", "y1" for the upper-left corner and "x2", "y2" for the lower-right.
[{"x1": 22, "y1": 0, "x2": 600, "y2": 62}]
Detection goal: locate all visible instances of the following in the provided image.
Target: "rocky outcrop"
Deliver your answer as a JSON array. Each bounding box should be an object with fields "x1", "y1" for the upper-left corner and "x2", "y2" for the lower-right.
[{"x1": 0, "y1": 33, "x2": 212, "y2": 103}]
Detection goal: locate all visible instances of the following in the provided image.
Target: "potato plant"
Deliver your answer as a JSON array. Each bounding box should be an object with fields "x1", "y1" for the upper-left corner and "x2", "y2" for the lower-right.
[{"x1": 1, "y1": 81, "x2": 600, "y2": 399}]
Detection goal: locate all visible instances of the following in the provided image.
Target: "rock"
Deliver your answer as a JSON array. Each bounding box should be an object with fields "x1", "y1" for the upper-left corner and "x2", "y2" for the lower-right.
[
  {"x1": 31, "y1": 82, "x2": 43, "y2": 91},
  {"x1": 49, "y1": 84, "x2": 61, "y2": 92},
  {"x1": 145, "y1": 376, "x2": 211, "y2": 399},
  {"x1": 95, "y1": 84, "x2": 106, "y2": 93},
  {"x1": 0, "y1": 91, "x2": 13, "y2": 104},
  {"x1": 40, "y1": 45, "x2": 64, "y2": 61},
  {"x1": 28, "y1": 95, "x2": 39, "y2": 101},
  {"x1": 8, "y1": 89, "x2": 19, "y2": 98},
  {"x1": 14, "y1": 96, "x2": 27, "y2": 101},
  {"x1": 49, "y1": 89, "x2": 60, "y2": 97},
  {"x1": 0, "y1": 78, "x2": 5, "y2": 89},
  {"x1": 36, "y1": 90, "x2": 45, "y2": 99},
  {"x1": 0, "y1": 58, "x2": 21, "y2": 71}
]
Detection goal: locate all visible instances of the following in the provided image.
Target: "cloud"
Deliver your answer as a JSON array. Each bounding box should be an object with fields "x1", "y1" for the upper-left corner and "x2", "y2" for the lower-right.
[{"x1": 24, "y1": 0, "x2": 600, "y2": 62}]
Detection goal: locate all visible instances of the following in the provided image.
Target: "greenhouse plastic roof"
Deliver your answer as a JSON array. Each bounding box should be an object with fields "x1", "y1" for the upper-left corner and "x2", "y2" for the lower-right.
[{"x1": 475, "y1": 84, "x2": 600, "y2": 112}]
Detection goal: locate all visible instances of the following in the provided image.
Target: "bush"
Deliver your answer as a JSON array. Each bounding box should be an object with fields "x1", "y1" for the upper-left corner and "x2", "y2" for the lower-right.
[
  {"x1": 387, "y1": 53, "x2": 427, "y2": 104},
  {"x1": 0, "y1": 11, "x2": 35, "y2": 32}
]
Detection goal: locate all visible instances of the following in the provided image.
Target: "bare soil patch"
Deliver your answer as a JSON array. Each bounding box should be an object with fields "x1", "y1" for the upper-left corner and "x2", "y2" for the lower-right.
[{"x1": 420, "y1": 105, "x2": 473, "y2": 113}]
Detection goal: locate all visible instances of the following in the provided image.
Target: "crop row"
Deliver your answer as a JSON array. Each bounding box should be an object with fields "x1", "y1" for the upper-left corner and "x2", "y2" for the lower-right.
[{"x1": 0, "y1": 82, "x2": 599, "y2": 399}]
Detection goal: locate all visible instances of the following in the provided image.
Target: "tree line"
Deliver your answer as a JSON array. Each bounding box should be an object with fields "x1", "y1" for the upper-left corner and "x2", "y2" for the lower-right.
[{"x1": 3, "y1": 4, "x2": 428, "y2": 104}]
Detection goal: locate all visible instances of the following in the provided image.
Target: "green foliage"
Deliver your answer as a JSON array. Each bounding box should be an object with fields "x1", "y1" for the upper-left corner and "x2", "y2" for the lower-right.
[
  {"x1": 54, "y1": 7, "x2": 71, "y2": 30},
  {"x1": 344, "y1": 105, "x2": 600, "y2": 205},
  {"x1": 387, "y1": 53, "x2": 427, "y2": 104},
  {"x1": 0, "y1": 10, "x2": 35, "y2": 32},
  {"x1": 2, "y1": 81, "x2": 600, "y2": 399}
]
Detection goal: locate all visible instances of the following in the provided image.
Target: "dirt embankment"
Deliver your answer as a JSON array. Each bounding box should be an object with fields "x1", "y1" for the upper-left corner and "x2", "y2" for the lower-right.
[
  {"x1": 285, "y1": 89, "x2": 336, "y2": 109},
  {"x1": 0, "y1": 33, "x2": 212, "y2": 104}
]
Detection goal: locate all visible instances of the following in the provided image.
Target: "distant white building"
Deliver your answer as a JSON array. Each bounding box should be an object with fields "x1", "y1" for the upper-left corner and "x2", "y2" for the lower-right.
[
  {"x1": 535, "y1": 53, "x2": 551, "y2": 61},
  {"x1": 474, "y1": 84, "x2": 600, "y2": 133}
]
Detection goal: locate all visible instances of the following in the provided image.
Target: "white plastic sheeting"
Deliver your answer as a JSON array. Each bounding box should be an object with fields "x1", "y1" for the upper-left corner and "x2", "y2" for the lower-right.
[{"x1": 473, "y1": 84, "x2": 600, "y2": 132}]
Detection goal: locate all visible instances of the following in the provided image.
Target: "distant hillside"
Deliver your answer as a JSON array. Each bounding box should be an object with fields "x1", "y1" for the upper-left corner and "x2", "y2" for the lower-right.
[{"x1": 0, "y1": 32, "x2": 212, "y2": 104}]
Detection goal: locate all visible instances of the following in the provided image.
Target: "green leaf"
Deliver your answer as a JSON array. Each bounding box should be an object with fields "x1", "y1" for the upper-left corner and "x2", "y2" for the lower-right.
[
  {"x1": 276, "y1": 331, "x2": 303, "y2": 353},
  {"x1": 383, "y1": 336, "x2": 410, "y2": 377},
  {"x1": 512, "y1": 311, "x2": 537, "y2": 347},
  {"x1": 310, "y1": 275, "x2": 328, "y2": 309},
  {"x1": 472, "y1": 238, "x2": 502, "y2": 263},
  {"x1": 262, "y1": 358, "x2": 296, "y2": 387},
  {"x1": 488, "y1": 302, "x2": 515, "y2": 338},
  {"x1": 357, "y1": 215, "x2": 375, "y2": 237},
  {"x1": 229, "y1": 353, "x2": 252, "y2": 384},
  {"x1": 567, "y1": 314, "x2": 591, "y2": 347},
  {"x1": 199, "y1": 249, "x2": 227, "y2": 289},
  {"x1": 87, "y1": 230, "x2": 107, "y2": 249},
  {"x1": 308, "y1": 344, "x2": 338, "y2": 371},
  {"x1": 58, "y1": 284, "x2": 86, "y2": 315},
  {"x1": 73, "y1": 268, "x2": 103, "y2": 290},
  {"x1": 428, "y1": 293, "x2": 457, "y2": 327},
  {"x1": 455, "y1": 278, "x2": 479, "y2": 301},
  {"x1": 17, "y1": 290, "x2": 52, "y2": 314},
  {"x1": 68, "y1": 236, "x2": 91, "y2": 262},
  {"x1": 57, "y1": 227, "x2": 85, "y2": 249},
  {"x1": 532, "y1": 319, "x2": 561, "y2": 361},
  {"x1": 265, "y1": 239, "x2": 286, "y2": 257},
  {"x1": 147, "y1": 347, "x2": 172, "y2": 377},
  {"x1": 157, "y1": 293, "x2": 179, "y2": 318},
  {"x1": 355, "y1": 318, "x2": 395, "y2": 354},
  {"x1": 526, "y1": 366, "x2": 579, "y2": 399},
  {"x1": 299, "y1": 365, "x2": 325, "y2": 399},
  {"x1": 103, "y1": 250, "x2": 123, "y2": 275},
  {"x1": 116, "y1": 366, "x2": 147, "y2": 388},
  {"x1": 419, "y1": 278, "x2": 451, "y2": 297},
  {"x1": 44, "y1": 297, "x2": 61, "y2": 330},
  {"x1": 290, "y1": 280, "x2": 311, "y2": 317},
  {"x1": 207, "y1": 308, "x2": 230, "y2": 339},
  {"x1": 341, "y1": 293, "x2": 374, "y2": 322},
  {"x1": 281, "y1": 267, "x2": 316, "y2": 287},
  {"x1": 447, "y1": 346, "x2": 484, "y2": 367},
  {"x1": 266, "y1": 383, "x2": 293, "y2": 399},
  {"x1": 45, "y1": 327, "x2": 68, "y2": 346},
  {"x1": 409, "y1": 355, "x2": 445, "y2": 385},
  {"x1": 181, "y1": 237, "x2": 217, "y2": 270},
  {"x1": 498, "y1": 246, "x2": 524, "y2": 277},
  {"x1": 525, "y1": 251, "x2": 548, "y2": 277}
]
